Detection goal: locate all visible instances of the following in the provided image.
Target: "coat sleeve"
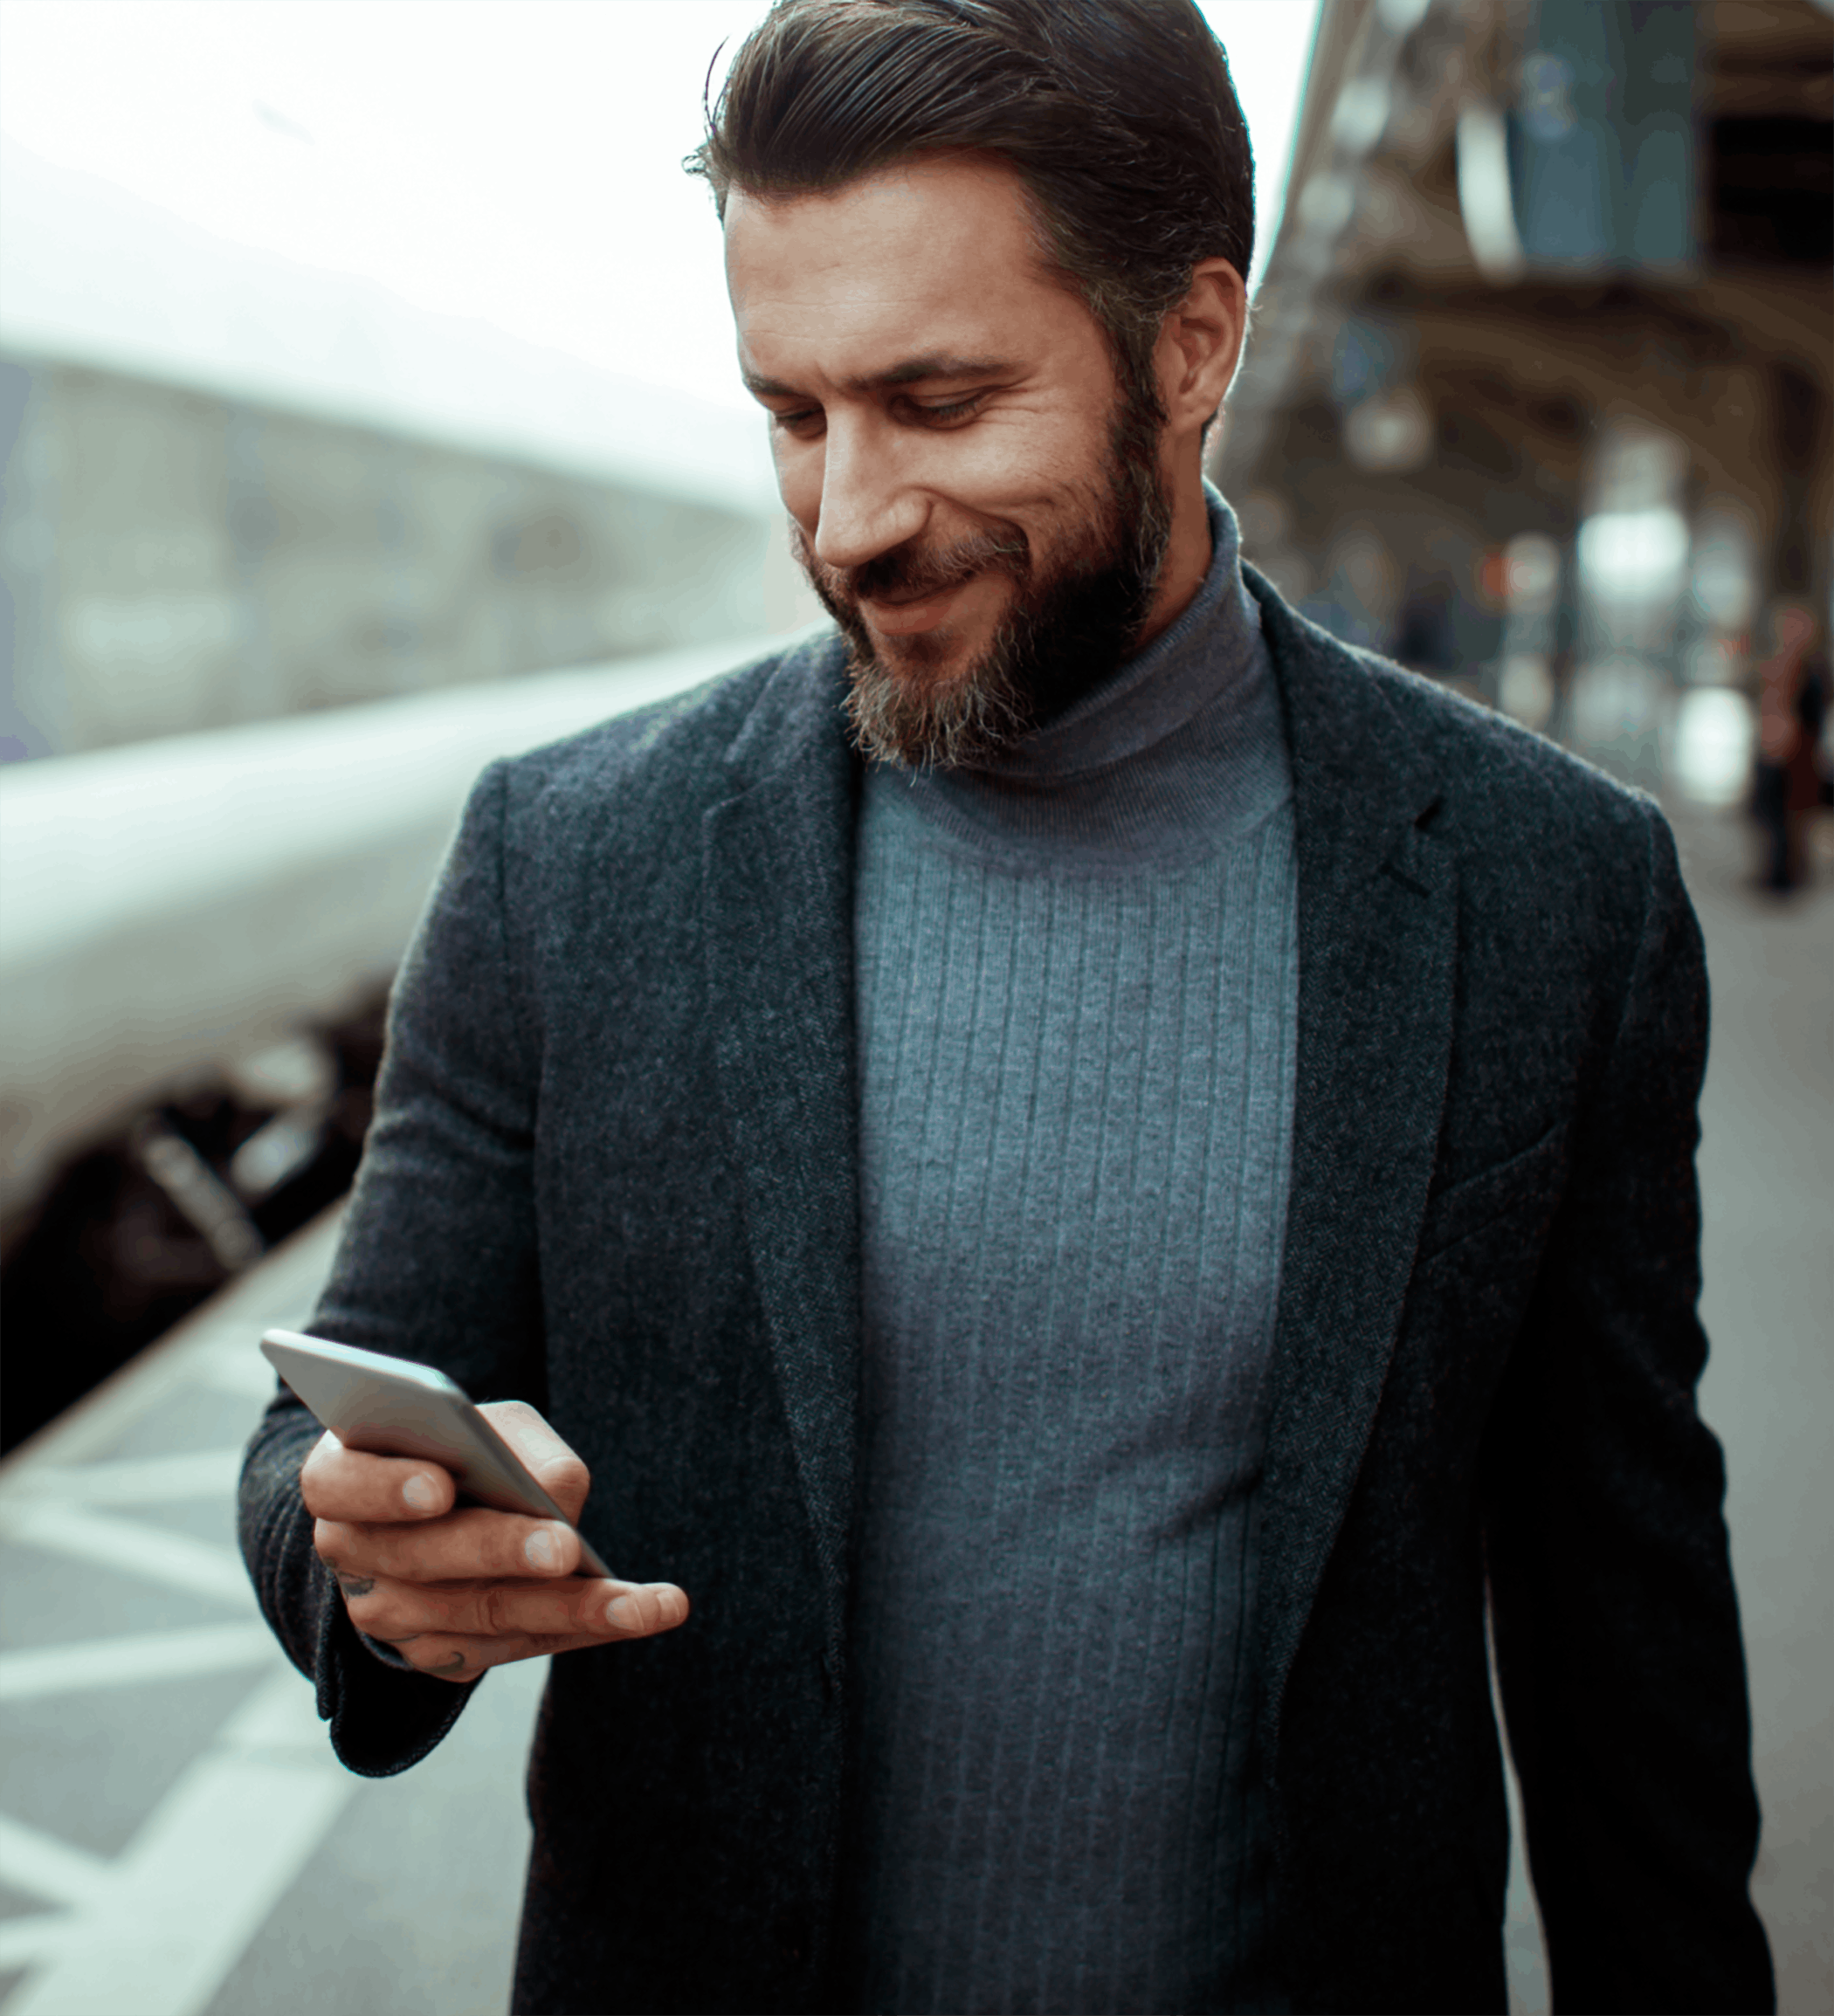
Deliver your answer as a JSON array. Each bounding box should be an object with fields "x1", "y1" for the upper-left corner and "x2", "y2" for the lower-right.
[
  {"x1": 238, "y1": 758, "x2": 547, "y2": 1776},
  {"x1": 1484, "y1": 803, "x2": 1774, "y2": 2013}
]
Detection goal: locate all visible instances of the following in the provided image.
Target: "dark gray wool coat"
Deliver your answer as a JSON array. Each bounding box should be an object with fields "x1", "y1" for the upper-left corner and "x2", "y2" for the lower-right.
[{"x1": 239, "y1": 571, "x2": 1774, "y2": 2016}]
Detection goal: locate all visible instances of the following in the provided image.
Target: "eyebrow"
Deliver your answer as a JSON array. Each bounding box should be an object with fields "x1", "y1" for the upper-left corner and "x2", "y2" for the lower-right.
[{"x1": 740, "y1": 353, "x2": 1017, "y2": 400}]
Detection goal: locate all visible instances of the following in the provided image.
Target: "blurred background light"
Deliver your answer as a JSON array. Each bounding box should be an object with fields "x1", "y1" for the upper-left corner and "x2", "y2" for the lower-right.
[
  {"x1": 1332, "y1": 76, "x2": 1394, "y2": 157},
  {"x1": 1343, "y1": 385, "x2": 1435, "y2": 473},
  {"x1": 1456, "y1": 100, "x2": 1527, "y2": 285},
  {"x1": 1503, "y1": 531, "x2": 1561, "y2": 612},
  {"x1": 1298, "y1": 169, "x2": 1361, "y2": 243},
  {"x1": 1671, "y1": 685, "x2": 1758, "y2": 807},
  {"x1": 1690, "y1": 502, "x2": 1761, "y2": 636},
  {"x1": 1577, "y1": 506, "x2": 1691, "y2": 602}
]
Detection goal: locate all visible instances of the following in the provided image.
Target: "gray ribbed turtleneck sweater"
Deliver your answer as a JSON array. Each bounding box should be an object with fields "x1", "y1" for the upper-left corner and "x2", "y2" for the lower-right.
[{"x1": 846, "y1": 489, "x2": 1297, "y2": 2015}]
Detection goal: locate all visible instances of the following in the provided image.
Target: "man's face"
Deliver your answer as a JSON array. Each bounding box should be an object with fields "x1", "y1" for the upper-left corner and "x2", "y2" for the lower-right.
[{"x1": 724, "y1": 155, "x2": 1170, "y2": 767}]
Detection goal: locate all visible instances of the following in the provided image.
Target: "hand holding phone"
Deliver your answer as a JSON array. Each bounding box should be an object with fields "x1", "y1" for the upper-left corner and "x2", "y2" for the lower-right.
[{"x1": 265, "y1": 1330, "x2": 689, "y2": 1684}]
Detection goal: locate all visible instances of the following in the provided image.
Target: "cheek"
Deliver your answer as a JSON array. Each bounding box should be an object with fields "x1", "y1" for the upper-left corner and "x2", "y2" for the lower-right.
[
  {"x1": 949, "y1": 570, "x2": 1022, "y2": 636},
  {"x1": 771, "y1": 436, "x2": 824, "y2": 529},
  {"x1": 934, "y1": 416, "x2": 1107, "y2": 528}
]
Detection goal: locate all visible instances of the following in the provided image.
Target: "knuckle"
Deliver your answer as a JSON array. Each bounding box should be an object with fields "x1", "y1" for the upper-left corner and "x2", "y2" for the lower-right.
[
  {"x1": 299, "y1": 1432, "x2": 348, "y2": 1514},
  {"x1": 406, "y1": 1640, "x2": 470, "y2": 1682},
  {"x1": 330, "y1": 1565, "x2": 388, "y2": 1620},
  {"x1": 538, "y1": 1458, "x2": 590, "y2": 1521},
  {"x1": 362, "y1": 1528, "x2": 409, "y2": 1580},
  {"x1": 499, "y1": 1521, "x2": 543, "y2": 1579},
  {"x1": 549, "y1": 1454, "x2": 590, "y2": 1497},
  {"x1": 344, "y1": 1590, "x2": 385, "y2": 1631}
]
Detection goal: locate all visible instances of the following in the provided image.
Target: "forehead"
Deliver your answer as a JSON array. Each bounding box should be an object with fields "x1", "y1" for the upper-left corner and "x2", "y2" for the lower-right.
[{"x1": 723, "y1": 155, "x2": 1083, "y2": 382}]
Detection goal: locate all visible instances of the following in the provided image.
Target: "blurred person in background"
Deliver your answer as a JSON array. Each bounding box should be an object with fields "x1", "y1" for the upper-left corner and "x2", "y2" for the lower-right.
[
  {"x1": 1752, "y1": 599, "x2": 1830, "y2": 893},
  {"x1": 239, "y1": 2, "x2": 1773, "y2": 2011},
  {"x1": 1389, "y1": 568, "x2": 1458, "y2": 676}
]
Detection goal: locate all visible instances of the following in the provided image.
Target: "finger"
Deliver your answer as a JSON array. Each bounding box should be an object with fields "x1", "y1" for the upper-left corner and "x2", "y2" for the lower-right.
[
  {"x1": 598, "y1": 1581, "x2": 692, "y2": 1640},
  {"x1": 321, "y1": 1504, "x2": 583, "y2": 1585},
  {"x1": 387, "y1": 1627, "x2": 619, "y2": 1684},
  {"x1": 349, "y1": 1576, "x2": 691, "y2": 1645},
  {"x1": 387, "y1": 1596, "x2": 691, "y2": 1683},
  {"x1": 301, "y1": 1430, "x2": 455, "y2": 1524},
  {"x1": 476, "y1": 1400, "x2": 591, "y2": 1523}
]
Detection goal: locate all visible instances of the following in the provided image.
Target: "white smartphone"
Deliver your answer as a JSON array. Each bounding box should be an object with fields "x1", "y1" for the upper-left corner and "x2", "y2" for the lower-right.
[{"x1": 259, "y1": 1328, "x2": 614, "y2": 1579}]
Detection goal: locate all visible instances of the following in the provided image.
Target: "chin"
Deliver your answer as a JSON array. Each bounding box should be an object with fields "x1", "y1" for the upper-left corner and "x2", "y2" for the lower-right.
[
  {"x1": 844, "y1": 622, "x2": 1031, "y2": 771},
  {"x1": 871, "y1": 620, "x2": 989, "y2": 686}
]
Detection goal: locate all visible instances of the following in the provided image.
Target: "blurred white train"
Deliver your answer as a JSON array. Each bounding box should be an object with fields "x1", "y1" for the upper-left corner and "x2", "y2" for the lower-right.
[{"x1": 0, "y1": 634, "x2": 815, "y2": 1446}]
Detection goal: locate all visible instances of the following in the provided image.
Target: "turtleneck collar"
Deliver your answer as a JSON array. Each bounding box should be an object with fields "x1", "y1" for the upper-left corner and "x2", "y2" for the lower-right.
[
  {"x1": 860, "y1": 483, "x2": 1289, "y2": 871},
  {"x1": 957, "y1": 480, "x2": 1261, "y2": 785}
]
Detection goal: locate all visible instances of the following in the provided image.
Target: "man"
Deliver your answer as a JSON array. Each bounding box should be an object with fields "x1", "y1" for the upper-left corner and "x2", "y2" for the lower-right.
[{"x1": 238, "y1": 3, "x2": 1774, "y2": 2011}]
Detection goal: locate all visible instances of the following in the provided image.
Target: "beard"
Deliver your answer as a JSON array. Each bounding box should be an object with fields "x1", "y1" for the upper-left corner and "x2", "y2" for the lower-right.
[{"x1": 793, "y1": 391, "x2": 1174, "y2": 770}]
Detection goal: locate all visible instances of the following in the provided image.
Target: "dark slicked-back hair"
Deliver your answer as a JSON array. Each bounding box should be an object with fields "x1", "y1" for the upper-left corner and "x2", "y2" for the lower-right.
[{"x1": 686, "y1": 0, "x2": 1254, "y2": 423}]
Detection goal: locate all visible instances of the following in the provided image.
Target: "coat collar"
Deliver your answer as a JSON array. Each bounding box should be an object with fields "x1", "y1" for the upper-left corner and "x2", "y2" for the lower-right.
[{"x1": 701, "y1": 598, "x2": 1458, "y2": 1738}]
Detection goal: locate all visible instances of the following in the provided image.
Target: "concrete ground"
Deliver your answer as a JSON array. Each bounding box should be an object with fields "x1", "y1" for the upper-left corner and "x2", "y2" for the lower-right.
[
  {"x1": 1677, "y1": 801, "x2": 1833, "y2": 2016},
  {"x1": 0, "y1": 802, "x2": 1826, "y2": 2016}
]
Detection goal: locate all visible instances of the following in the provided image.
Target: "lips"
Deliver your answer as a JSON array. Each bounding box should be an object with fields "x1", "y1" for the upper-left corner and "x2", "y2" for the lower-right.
[{"x1": 859, "y1": 577, "x2": 973, "y2": 636}]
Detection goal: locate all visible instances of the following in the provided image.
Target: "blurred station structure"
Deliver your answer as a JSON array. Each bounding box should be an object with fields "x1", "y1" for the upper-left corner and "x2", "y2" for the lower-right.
[{"x1": 1217, "y1": 0, "x2": 1833, "y2": 802}]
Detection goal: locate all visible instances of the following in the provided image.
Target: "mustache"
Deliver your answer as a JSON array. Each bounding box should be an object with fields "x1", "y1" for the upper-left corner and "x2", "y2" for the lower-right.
[{"x1": 793, "y1": 523, "x2": 1030, "y2": 609}]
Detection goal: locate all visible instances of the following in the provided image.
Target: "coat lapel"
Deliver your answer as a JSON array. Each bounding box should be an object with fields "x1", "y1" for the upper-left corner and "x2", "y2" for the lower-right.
[
  {"x1": 702, "y1": 637, "x2": 862, "y2": 1673},
  {"x1": 1245, "y1": 572, "x2": 1458, "y2": 1765}
]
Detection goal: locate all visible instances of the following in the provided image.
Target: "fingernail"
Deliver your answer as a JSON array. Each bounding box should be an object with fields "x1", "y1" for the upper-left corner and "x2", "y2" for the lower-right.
[
  {"x1": 402, "y1": 1473, "x2": 438, "y2": 1513},
  {"x1": 604, "y1": 1594, "x2": 640, "y2": 1631},
  {"x1": 524, "y1": 1527, "x2": 561, "y2": 1572}
]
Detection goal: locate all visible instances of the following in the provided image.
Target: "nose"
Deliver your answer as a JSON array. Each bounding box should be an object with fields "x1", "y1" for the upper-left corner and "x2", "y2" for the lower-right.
[{"x1": 810, "y1": 416, "x2": 927, "y2": 575}]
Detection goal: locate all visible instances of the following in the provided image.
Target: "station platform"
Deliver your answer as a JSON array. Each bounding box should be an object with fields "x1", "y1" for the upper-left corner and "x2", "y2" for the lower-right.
[
  {"x1": 0, "y1": 800, "x2": 1827, "y2": 2016},
  {"x1": 0, "y1": 1213, "x2": 543, "y2": 2016}
]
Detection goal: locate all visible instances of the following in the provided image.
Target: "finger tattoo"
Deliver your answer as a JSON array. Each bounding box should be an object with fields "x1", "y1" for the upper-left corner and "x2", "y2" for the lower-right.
[{"x1": 336, "y1": 1574, "x2": 376, "y2": 1598}]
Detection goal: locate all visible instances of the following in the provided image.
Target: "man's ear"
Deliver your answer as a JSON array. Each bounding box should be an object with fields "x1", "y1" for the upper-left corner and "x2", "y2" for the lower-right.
[{"x1": 1156, "y1": 258, "x2": 1248, "y2": 437}]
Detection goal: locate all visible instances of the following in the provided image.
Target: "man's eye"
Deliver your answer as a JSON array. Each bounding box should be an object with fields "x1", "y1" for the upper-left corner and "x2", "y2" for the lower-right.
[{"x1": 914, "y1": 395, "x2": 984, "y2": 423}]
